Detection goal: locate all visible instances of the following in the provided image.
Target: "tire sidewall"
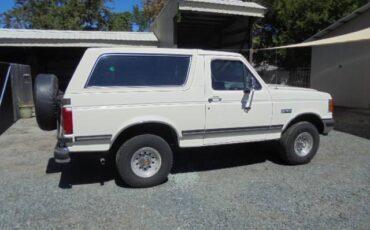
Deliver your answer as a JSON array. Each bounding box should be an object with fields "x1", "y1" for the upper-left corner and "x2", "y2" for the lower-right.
[
  {"x1": 34, "y1": 74, "x2": 59, "y2": 131},
  {"x1": 116, "y1": 134, "x2": 173, "y2": 188},
  {"x1": 282, "y1": 122, "x2": 320, "y2": 164}
]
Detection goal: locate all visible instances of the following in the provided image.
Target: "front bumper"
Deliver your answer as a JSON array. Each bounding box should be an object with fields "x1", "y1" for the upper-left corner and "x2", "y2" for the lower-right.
[{"x1": 323, "y1": 118, "x2": 335, "y2": 135}]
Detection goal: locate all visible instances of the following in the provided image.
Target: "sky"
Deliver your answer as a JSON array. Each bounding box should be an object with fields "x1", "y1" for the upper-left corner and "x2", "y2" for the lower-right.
[
  {"x1": 0, "y1": 0, "x2": 142, "y2": 29},
  {"x1": 0, "y1": 0, "x2": 142, "y2": 14},
  {"x1": 107, "y1": 0, "x2": 142, "y2": 12}
]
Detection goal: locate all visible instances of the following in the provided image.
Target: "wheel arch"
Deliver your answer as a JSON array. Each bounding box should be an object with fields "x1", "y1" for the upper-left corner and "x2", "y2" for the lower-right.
[
  {"x1": 110, "y1": 120, "x2": 180, "y2": 153},
  {"x1": 283, "y1": 113, "x2": 325, "y2": 134}
]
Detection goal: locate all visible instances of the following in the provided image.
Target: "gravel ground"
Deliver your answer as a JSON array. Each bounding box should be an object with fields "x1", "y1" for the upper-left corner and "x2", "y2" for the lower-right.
[{"x1": 0, "y1": 118, "x2": 369, "y2": 230}]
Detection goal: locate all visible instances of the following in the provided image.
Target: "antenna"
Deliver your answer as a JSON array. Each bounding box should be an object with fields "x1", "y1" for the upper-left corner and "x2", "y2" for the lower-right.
[{"x1": 275, "y1": 49, "x2": 278, "y2": 87}]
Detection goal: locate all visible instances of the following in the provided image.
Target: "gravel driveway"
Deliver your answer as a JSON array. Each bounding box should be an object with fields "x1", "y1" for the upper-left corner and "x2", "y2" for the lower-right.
[{"x1": 0, "y1": 119, "x2": 369, "y2": 229}]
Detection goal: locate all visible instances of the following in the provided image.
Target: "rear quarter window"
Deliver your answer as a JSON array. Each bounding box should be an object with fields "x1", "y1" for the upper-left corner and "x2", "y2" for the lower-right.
[{"x1": 86, "y1": 54, "x2": 191, "y2": 87}]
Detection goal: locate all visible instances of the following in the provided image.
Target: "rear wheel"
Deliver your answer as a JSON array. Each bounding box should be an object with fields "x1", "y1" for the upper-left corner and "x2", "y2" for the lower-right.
[
  {"x1": 278, "y1": 121, "x2": 320, "y2": 165},
  {"x1": 116, "y1": 134, "x2": 173, "y2": 188}
]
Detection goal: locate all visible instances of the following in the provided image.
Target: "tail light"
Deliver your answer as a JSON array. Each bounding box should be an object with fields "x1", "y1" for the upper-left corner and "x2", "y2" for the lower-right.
[
  {"x1": 329, "y1": 99, "x2": 334, "y2": 113},
  {"x1": 62, "y1": 107, "x2": 73, "y2": 134}
]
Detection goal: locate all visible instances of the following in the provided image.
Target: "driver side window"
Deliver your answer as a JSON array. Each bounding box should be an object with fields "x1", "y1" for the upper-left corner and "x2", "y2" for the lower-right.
[{"x1": 211, "y1": 60, "x2": 261, "y2": 91}]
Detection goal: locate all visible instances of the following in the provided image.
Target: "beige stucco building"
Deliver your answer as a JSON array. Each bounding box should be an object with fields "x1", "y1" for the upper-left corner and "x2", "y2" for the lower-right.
[{"x1": 308, "y1": 3, "x2": 370, "y2": 109}]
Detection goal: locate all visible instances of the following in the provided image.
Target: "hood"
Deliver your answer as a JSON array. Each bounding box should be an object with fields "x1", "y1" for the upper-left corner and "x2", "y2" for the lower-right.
[
  {"x1": 267, "y1": 84, "x2": 331, "y2": 101},
  {"x1": 267, "y1": 84, "x2": 317, "y2": 92}
]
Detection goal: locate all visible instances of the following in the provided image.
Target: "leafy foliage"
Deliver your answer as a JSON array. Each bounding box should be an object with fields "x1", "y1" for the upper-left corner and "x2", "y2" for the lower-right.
[
  {"x1": 133, "y1": 0, "x2": 165, "y2": 31},
  {"x1": 253, "y1": 0, "x2": 369, "y2": 68},
  {"x1": 1, "y1": 0, "x2": 132, "y2": 31},
  {"x1": 108, "y1": 12, "x2": 132, "y2": 31}
]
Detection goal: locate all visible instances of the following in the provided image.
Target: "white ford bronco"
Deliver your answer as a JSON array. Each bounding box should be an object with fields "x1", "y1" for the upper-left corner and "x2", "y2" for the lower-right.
[{"x1": 34, "y1": 48, "x2": 334, "y2": 187}]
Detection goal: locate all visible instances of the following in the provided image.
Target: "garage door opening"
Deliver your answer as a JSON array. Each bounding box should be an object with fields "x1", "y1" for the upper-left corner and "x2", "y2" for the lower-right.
[{"x1": 152, "y1": 0, "x2": 266, "y2": 57}]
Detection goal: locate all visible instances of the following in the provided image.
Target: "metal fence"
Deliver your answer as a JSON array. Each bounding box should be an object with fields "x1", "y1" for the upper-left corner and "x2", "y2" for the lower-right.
[
  {"x1": 287, "y1": 68, "x2": 310, "y2": 88},
  {"x1": 256, "y1": 66, "x2": 310, "y2": 88}
]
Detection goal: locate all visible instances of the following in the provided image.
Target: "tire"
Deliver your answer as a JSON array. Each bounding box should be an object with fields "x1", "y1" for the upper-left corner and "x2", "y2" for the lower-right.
[
  {"x1": 33, "y1": 74, "x2": 59, "y2": 131},
  {"x1": 116, "y1": 134, "x2": 173, "y2": 188},
  {"x1": 278, "y1": 121, "x2": 320, "y2": 165}
]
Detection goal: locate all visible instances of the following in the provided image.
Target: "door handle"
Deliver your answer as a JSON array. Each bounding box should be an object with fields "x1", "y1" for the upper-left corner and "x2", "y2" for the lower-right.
[{"x1": 208, "y1": 96, "x2": 222, "y2": 103}]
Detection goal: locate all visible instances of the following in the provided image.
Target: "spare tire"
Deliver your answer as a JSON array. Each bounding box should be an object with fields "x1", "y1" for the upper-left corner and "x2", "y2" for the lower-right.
[{"x1": 34, "y1": 74, "x2": 59, "y2": 131}]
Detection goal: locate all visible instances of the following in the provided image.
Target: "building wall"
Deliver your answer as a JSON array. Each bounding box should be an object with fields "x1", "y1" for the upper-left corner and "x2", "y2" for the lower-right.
[
  {"x1": 151, "y1": 0, "x2": 178, "y2": 48},
  {"x1": 310, "y1": 9, "x2": 370, "y2": 109},
  {"x1": 311, "y1": 41, "x2": 370, "y2": 109}
]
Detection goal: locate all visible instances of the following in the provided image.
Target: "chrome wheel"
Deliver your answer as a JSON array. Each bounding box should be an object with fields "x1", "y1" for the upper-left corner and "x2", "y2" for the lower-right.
[
  {"x1": 130, "y1": 147, "x2": 162, "y2": 178},
  {"x1": 294, "y1": 132, "x2": 314, "y2": 157}
]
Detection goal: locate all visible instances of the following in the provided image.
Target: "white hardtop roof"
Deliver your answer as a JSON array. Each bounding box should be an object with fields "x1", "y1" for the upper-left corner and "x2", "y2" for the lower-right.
[
  {"x1": 0, "y1": 28, "x2": 158, "y2": 47},
  {"x1": 85, "y1": 47, "x2": 242, "y2": 56},
  {"x1": 306, "y1": 2, "x2": 370, "y2": 41}
]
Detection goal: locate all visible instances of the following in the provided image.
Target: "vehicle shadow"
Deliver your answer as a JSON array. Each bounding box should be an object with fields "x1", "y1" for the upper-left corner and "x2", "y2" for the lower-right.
[
  {"x1": 333, "y1": 107, "x2": 370, "y2": 140},
  {"x1": 45, "y1": 141, "x2": 284, "y2": 189},
  {"x1": 171, "y1": 141, "x2": 284, "y2": 173},
  {"x1": 45, "y1": 152, "x2": 119, "y2": 189}
]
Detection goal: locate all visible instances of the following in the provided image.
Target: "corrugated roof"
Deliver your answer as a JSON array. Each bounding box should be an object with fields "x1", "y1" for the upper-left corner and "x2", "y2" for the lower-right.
[
  {"x1": 0, "y1": 29, "x2": 158, "y2": 47},
  {"x1": 306, "y1": 2, "x2": 370, "y2": 41},
  {"x1": 179, "y1": 0, "x2": 266, "y2": 17}
]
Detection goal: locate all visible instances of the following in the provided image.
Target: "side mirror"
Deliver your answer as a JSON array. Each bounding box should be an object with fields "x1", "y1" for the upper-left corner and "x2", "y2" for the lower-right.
[{"x1": 243, "y1": 88, "x2": 255, "y2": 111}]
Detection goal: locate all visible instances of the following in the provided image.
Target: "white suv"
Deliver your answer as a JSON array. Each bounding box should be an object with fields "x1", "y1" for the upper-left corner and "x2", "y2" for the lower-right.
[{"x1": 34, "y1": 48, "x2": 334, "y2": 187}]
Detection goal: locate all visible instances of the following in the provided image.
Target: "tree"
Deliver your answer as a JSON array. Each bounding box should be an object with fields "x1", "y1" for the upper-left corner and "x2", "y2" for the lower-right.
[
  {"x1": 132, "y1": 5, "x2": 149, "y2": 32},
  {"x1": 133, "y1": 0, "x2": 166, "y2": 31},
  {"x1": 108, "y1": 12, "x2": 132, "y2": 31},
  {"x1": 253, "y1": 0, "x2": 369, "y2": 68},
  {"x1": 1, "y1": 0, "x2": 132, "y2": 31}
]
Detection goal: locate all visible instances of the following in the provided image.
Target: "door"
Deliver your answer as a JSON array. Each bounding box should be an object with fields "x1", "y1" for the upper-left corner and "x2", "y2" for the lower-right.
[{"x1": 204, "y1": 56, "x2": 273, "y2": 145}]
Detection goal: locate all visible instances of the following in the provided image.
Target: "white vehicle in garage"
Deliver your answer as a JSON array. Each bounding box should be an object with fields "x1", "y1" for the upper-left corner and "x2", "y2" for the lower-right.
[{"x1": 34, "y1": 48, "x2": 334, "y2": 187}]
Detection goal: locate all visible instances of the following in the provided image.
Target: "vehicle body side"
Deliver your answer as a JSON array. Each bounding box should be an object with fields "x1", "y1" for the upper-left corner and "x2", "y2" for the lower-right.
[{"x1": 61, "y1": 48, "x2": 332, "y2": 153}]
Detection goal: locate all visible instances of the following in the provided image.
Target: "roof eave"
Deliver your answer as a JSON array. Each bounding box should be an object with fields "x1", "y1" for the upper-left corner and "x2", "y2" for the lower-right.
[
  {"x1": 0, "y1": 39, "x2": 158, "y2": 47},
  {"x1": 306, "y1": 2, "x2": 370, "y2": 41},
  {"x1": 179, "y1": 0, "x2": 266, "y2": 17}
]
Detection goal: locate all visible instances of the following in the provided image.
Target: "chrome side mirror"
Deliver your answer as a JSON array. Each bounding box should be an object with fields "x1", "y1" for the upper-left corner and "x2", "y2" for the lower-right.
[{"x1": 243, "y1": 88, "x2": 255, "y2": 111}]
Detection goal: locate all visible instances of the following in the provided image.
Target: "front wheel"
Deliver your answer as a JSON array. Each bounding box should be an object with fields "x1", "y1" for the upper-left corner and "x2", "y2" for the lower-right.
[
  {"x1": 116, "y1": 134, "x2": 173, "y2": 188},
  {"x1": 278, "y1": 121, "x2": 320, "y2": 165}
]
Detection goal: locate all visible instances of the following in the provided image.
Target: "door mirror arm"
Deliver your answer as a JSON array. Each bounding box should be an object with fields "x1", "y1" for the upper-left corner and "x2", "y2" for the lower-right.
[
  {"x1": 243, "y1": 88, "x2": 255, "y2": 111},
  {"x1": 243, "y1": 88, "x2": 252, "y2": 94}
]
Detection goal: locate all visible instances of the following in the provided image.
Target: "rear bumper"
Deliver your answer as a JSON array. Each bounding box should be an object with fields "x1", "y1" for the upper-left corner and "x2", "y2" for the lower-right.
[
  {"x1": 54, "y1": 137, "x2": 72, "y2": 163},
  {"x1": 322, "y1": 118, "x2": 335, "y2": 135}
]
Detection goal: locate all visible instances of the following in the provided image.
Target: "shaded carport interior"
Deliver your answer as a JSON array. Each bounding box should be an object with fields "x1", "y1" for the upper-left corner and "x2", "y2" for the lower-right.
[
  {"x1": 0, "y1": 29, "x2": 159, "y2": 91},
  {"x1": 153, "y1": 0, "x2": 266, "y2": 54},
  {"x1": 176, "y1": 11, "x2": 252, "y2": 49},
  {"x1": 0, "y1": 47, "x2": 85, "y2": 90}
]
